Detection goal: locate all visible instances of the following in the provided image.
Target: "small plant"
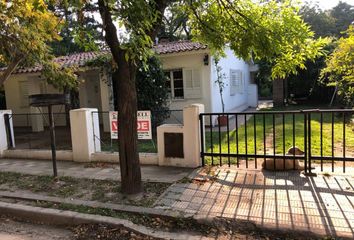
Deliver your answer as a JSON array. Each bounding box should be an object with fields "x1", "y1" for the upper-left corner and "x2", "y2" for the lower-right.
[
  {"x1": 214, "y1": 58, "x2": 227, "y2": 113},
  {"x1": 214, "y1": 57, "x2": 228, "y2": 126}
]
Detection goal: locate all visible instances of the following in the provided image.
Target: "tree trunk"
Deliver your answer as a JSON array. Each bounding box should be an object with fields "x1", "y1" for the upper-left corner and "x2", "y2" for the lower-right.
[
  {"x1": 0, "y1": 56, "x2": 23, "y2": 85},
  {"x1": 116, "y1": 54, "x2": 142, "y2": 194},
  {"x1": 98, "y1": 0, "x2": 168, "y2": 195}
]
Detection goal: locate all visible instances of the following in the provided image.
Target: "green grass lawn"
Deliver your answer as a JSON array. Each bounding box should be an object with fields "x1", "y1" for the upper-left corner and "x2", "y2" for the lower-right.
[
  {"x1": 101, "y1": 139, "x2": 157, "y2": 153},
  {"x1": 204, "y1": 106, "x2": 354, "y2": 165},
  {"x1": 98, "y1": 105, "x2": 354, "y2": 160}
]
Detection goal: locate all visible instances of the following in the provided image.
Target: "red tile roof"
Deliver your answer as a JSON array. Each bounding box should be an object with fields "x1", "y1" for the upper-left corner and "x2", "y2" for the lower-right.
[
  {"x1": 1, "y1": 41, "x2": 207, "y2": 75},
  {"x1": 154, "y1": 40, "x2": 207, "y2": 54},
  {"x1": 5, "y1": 51, "x2": 108, "y2": 74}
]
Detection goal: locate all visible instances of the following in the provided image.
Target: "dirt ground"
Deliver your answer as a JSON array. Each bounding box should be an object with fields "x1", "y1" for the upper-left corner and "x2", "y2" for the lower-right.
[
  {"x1": 0, "y1": 216, "x2": 158, "y2": 240},
  {"x1": 0, "y1": 216, "x2": 74, "y2": 240}
]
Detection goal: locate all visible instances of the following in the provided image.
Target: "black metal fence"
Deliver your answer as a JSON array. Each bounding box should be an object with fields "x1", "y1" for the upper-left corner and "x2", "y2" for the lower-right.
[
  {"x1": 92, "y1": 110, "x2": 183, "y2": 153},
  {"x1": 5, "y1": 112, "x2": 72, "y2": 150},
  {"x1": 200, "y1": 109, "x2": 354, "y2": 173}
]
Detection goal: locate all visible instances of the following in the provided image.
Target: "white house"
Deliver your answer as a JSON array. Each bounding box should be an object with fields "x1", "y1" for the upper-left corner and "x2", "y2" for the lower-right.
[
  {"x1": 1, "y1": 40, "x2": 258, "y2": 129},
  {"x1": 155, "y1": 41, "x2": 258, "y2": 114}
]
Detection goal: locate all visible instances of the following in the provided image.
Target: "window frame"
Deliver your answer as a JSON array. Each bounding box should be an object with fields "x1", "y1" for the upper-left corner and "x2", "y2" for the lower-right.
[{"x1": 164, "y1": 69, "x2": 185, "y2": 100}]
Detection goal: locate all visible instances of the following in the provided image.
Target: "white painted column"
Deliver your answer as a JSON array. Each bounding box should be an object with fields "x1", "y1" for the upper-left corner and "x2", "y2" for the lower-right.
[
  {"x1": 183, "y1": 104, "x2": 205, "y2": 168},
  {"x1": 28, "y1": 78, "x2": 44, "y2": 132},
  {"x1": 70, "y1": 108, "x2": 101, "y2": 162},
  {"x1": 0, "y1": 110, "x2": 15, "y2": 156},
  {"x1": 99, "y1": 71, "x2": 114, "y2": 132},
  {"x1": 30, "y1": 107, "x2": 44, "y2": 132}
]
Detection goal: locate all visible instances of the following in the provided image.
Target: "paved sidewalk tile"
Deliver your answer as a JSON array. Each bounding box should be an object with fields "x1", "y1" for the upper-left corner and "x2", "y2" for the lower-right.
[
  {"x1": 155, "y1": 167, "x2": 354, "y2": 238},
  {"x1": 0, "y1": 158, "x2": 192, "y2": 183}
]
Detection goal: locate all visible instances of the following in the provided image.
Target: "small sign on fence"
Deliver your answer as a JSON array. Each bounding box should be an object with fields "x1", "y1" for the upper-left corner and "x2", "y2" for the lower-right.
[{"x1": 109, "y1": 111, "x2": 152, "y2": 140}]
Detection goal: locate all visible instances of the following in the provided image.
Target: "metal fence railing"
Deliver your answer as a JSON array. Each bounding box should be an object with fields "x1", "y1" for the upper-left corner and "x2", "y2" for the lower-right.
[
  {"x1": 200, "y1": 109, "x2": 354, "y2": 173},
  {"x1": 5, "y1": 112, "x2": 72, "y2": 150},
  {"x1": 92, "y1": 110, "x2": 183, "y2": 153}
]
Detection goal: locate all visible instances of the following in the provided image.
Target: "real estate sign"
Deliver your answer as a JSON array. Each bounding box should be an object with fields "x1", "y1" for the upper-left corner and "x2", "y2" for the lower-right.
[{"x1": 109, "y1": 111, "x2": 152, "y2": 140}]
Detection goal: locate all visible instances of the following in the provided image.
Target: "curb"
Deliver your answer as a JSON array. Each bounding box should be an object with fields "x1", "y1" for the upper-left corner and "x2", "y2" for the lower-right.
[
  {"x1": 0, "y1": 191, "x2": 186, "y2": 219},
  {"x1": 0, "y1": 201, "x2": 208, "y2": 240}
]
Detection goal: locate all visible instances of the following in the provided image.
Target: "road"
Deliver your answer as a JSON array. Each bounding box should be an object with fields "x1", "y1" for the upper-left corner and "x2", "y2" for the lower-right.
[{"x1": 0, "y1": 216, "x2": 74, "y2": 240}]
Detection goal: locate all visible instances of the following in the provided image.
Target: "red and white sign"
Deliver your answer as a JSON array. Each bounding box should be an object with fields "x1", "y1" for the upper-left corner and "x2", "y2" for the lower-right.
[{"x1": 109, "y1": 111, "x2": 152, "y2": 140}]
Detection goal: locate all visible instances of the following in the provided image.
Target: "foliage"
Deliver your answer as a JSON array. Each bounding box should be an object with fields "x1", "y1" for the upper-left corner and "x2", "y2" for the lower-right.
[
  {"x1": 255, "y1": 60, "x2": 273, "y2": 98},
  {"x1": 321, "y1": 26, "x2": 354, "y2": 107},
  {"x1": 47, "y1": 1, "x2": 103, "y2": 56},
  {"x1": 300, "y1": 3, "x2": 336, "y2": 38},
  {"x1": 213, "y1": 58, "x2": 227, "y2": 113},
  {"x1": 330, "y1": 1, "x2": 354, "y2": 38},
  {"x1": 187, "y1": 0, "x2": 329, "y2": 79},
  {"x1": 0, "y1": 0, "x2": 82, "y2": 92},
  {"x1": 84, "y1": 53, "x2": 170, "y2": 128},
  {"x1": 159, "y1": 2, "x2": 190, "y2": 40},
  {"x1": 0, "y1": 0, "x2": 61, "y2": 84},
  {"x1": 299, "y1": 2, "x2": 354, "y2": 38},
  {"x1": 98, "y1": 0, "x2": 164, "y2": 66},
  {"x1": 41, "y1": 62, "x2": 79, "y2": 91},
  {"x1": 85, "y1": 54, "x2": 113, "y2": 69},
  {"x1": 283, "y1": 1, "x2": 354, "y2": 102},
  {"x1": 136, "y1": 56, "x2": 170, "y2": 127}
]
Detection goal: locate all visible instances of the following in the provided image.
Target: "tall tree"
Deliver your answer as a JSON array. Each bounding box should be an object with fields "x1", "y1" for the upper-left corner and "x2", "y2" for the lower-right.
[
  {"x1": 1, "y1": 0, "x2": 328, "y2": 195},
  {"x1": 159, "y1": 2, "x2": 190, "y2": 40},
  {"x1": 187, "y1": 0, "x2": 328, "y2": 79},
  {"x1": 300, "y1": 3, "x2": 336, "y2": 38},
  {"x1": 95, "y1": 0, "x2": 326, "y2": 194},
  {"x1": 97, "y1": 0, "x2": 169, "y2": 194},
  {"x1": 330, "y1": 1, "x2": 354, "y2": 37},
  {"x1": 48, "y1": 1, "x2": 103, "y2": 56},
  {"x1": 321, "y1": 26, "x2": 354, "y2": 107},
  {"x1": 0, "y1": 0, "x2": 62, "y2": 85}
]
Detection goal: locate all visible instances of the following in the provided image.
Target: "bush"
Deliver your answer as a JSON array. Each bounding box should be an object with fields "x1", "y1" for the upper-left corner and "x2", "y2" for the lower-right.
[{"x1": 136, "y1": 56, "x2": 170, "y2": 128}]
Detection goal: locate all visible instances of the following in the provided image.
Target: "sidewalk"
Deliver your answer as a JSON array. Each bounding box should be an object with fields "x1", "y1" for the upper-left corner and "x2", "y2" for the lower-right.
[
  {"x1": 155, "y1": 166, "x2": 354, "y2": 239},
  {"x1": 0, "y1": 158, "x2": 192, "y2": 183},
  {"x1": 1, "y1": 158, "x2": 353, "y2": 239}
]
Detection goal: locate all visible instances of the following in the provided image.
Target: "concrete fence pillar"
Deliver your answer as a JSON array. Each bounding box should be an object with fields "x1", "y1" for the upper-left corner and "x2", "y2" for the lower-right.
[
  {"x1": 70, "y1": 108, "x2": 101, "y2": 162},
  {"x1": 157, "y1": 104, "x2": 204, "y2": 168},
  {"x1": 183, "y1": 104, "x2": 205, "y2": 168},
  {"x1": 0, "y1": 110, "x2": 15, "y2": 156}
]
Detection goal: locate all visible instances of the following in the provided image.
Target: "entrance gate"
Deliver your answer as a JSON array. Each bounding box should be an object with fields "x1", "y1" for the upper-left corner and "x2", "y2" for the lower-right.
[{"x1": 199, "y1": 109, "x2": 354, "y2": 173}]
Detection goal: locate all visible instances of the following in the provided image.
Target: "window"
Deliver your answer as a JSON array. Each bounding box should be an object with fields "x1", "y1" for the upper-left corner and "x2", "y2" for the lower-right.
[
  {"x1": 164, "y1": 68, "x2": 202, "y2": 100},
  {"x1": 164, "y1": 69, "x2": 184, "y2": 99},
  {"x1": 230, "y1": 69, "x2": 243, "y2": 96},
  {"x1": 19, "y1": 81, "x2": 29, "y2": 107}
]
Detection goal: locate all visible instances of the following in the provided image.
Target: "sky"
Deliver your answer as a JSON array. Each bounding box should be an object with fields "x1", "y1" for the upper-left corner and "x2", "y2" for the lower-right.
[{"x1": 304, "y1": 0, "x2": 354, "y2": 9}]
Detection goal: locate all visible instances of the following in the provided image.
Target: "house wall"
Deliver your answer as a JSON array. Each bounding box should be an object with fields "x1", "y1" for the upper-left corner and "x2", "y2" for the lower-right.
[
  {"x1": 4, "y1": 70, "x2": 110, "y2": 129},
  {"x1": 210, "y1": 48, "x2": 258, "y2": 115},
  {"x1": 4, "y1": 73, "x2": 66, "y2": 127},
  {"x1": 159, "y1": 51, "x2": 212, "y2": 113},
  {"x1": 78, "y1": 70, "x2": 102, "y2": 110}
]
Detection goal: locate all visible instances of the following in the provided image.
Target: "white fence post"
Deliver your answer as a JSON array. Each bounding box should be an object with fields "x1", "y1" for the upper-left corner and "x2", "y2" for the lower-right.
[
  {"x1": 70, "y1": 108, "x2": 101, "y2": 162},
  {"x1": 0, "y1": 110, "x2": 15, "y2": 156},
  {"x1": 157, "y1": 104, "x2": 204, "y2": 168},
  {"x1": 183, "y1": 104, "x2": 205, "y2": 168}
]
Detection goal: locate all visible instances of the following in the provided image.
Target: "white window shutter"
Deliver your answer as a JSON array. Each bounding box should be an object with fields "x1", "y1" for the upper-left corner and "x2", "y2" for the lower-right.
[
  {"x1": 185, "y1": 69, "x2": 193, "y2": 88},
  {"x1": 19, "y1": 81, "x2": 29, "y2": 107},
  {"x1": 230, "y1": 69, "x2": 242, "y2": 96},
  {"x1": 184, "y1": 68, "x2": 202, "y2": 99},
  {"x1": 193, "y1": 69, "x2": 201, "y2": 88}
]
